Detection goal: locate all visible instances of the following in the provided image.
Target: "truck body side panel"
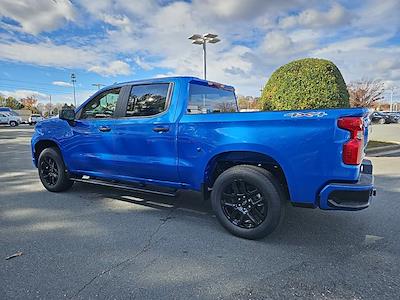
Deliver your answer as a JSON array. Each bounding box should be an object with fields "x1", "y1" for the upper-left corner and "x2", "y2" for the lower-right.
[{"x1": 177, "y1": 108, "x2": 368, "y2": 205}]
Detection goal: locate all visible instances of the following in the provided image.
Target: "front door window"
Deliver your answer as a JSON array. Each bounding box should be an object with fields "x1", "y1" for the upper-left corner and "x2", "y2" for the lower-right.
[{"x1": 80, "y1": 88, "x2": 121, "y2": 119}]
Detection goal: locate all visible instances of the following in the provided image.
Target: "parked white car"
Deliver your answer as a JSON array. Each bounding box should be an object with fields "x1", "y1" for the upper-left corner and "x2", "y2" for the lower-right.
[
  {"x1": 0, "y1": 112, "x2": 22, "y2": 127},
  {"x1": 28, "y1": 114, "x2": 44, "y2": 125}
]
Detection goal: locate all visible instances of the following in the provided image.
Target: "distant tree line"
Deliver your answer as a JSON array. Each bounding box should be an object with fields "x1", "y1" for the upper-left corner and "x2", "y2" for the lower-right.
[
  {"x1": 237, "y1": 95, "x2": 261, "y2": 110},
  {"x1": 0, "y1": 94, "x2": 75, "y2": 116},
  {"x1": 0, "y1": 95, "x2": 25, "y2": 110}
]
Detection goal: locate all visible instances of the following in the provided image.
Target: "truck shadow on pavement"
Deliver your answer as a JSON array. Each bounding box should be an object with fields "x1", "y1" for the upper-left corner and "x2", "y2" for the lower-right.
[
  {"x1": 68, "y1": 182, "x2": 213, "y2": 217},
  {"x1": 62, "y1": 172, "x2": 398, "y2": 250}
]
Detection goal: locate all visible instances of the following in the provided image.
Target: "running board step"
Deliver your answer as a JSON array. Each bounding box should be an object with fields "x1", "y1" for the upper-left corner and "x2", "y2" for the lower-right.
[{"x1": 72, "y1": 178, "x2": 177, "y2": 197}]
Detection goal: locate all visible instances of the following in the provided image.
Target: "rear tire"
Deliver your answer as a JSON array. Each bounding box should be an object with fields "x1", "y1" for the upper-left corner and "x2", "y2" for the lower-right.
[
  {"x1": 242, "y1": 164, "x2": 287, "y2": 223},
  {"x1": 211, "y1": 165, "x2": 284, "y2": 239},
  {"x1": 38, "y1": 147, "x2": 73, "y2": 192}
]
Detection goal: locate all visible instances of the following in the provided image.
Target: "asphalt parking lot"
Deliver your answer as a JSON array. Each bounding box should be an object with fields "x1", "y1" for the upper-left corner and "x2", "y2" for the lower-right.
[{"x1": 1, "y1": 126, "x2": 400, "y2": 299}]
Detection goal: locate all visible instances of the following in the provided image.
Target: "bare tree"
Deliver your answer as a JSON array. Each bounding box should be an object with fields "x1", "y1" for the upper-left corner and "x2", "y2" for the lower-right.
[
  {"x1": 20, "y1": 95, "x2": 38, "y2": 108},
  {"x1": 347, "y1": 79, "x2": 384, "y2": 108}
]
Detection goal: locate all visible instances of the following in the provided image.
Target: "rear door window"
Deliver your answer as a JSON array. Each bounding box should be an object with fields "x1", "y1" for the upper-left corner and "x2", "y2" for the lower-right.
[
  {"x1": 125, "y1": 83, "x2": 170, "y2": 117},
  {"x1": 187, "y1": 83, "x2": 238, "y2": 114}
]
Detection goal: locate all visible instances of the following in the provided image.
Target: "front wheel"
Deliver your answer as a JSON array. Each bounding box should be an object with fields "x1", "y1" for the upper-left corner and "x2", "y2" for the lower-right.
[
  {"x1": 9, "y1": 121, "x2": 17, "y2": 127},
  {"x1": 38, "y1": 147, "x2": 73, "y2": 192},
  {"x1": 211, "y1": 165, "x2": 284, "y2": 239}
]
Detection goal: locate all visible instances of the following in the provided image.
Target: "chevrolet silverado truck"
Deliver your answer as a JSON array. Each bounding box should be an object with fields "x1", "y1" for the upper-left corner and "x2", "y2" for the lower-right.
[{"x1": 31, "y1": 77, "x2": 375, "y2": 239}]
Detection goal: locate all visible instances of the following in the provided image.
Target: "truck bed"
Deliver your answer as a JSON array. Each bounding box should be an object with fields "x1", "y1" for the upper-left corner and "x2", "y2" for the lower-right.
[{"x1": 178, "y1": 107, "x2": 370, "y2": 205}]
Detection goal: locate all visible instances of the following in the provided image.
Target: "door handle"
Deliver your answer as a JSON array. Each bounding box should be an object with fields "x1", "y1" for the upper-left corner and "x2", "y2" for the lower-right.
[
  {"x1": 153, "y1": 126, "x2": 169, "y2": 133},
  {"x1": 99, "y1": 126, "x2": 111, "y2": 132}
]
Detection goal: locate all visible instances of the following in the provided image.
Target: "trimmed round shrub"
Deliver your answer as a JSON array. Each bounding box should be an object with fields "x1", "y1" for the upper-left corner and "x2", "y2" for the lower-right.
[{"x1": 261, "y1": 58, "x2": 350, "y2": 110}]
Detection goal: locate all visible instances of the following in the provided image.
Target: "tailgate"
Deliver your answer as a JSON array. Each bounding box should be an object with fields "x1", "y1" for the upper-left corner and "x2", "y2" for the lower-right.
[{"x1": 363, "y1": 112, "x2": 371, "y2": 150}]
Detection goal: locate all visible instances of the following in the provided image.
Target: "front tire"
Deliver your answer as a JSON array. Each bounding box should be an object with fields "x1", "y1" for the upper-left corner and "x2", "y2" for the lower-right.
[
  {"x1": 38, "y1": 147, "x2": 73, "y2": 192},
  {"x1": 9, "y1": 121, "x2": 17, "y2": 127},
  {"x1": 211, "y1": 165, "x2": 284, "y2": 239}
]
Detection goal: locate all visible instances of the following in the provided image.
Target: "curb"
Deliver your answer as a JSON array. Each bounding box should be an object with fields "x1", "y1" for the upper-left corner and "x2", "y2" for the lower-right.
[{"x1": 366, "y1": 144, "x2": 400, "y2": 155}]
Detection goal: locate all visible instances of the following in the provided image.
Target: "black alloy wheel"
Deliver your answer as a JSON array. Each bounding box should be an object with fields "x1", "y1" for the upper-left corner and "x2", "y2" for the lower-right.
[
  {"x1": 38, "y1": 147, "x2": 73, "y2": 192},
  {"x1": 211, "y1": 165, "x2": 284, "y2": 240},
  {"x1": 221, "y1": 179, "x2": 267, "y2": 229},
  {"x1": 40, "y1": 156, "x2": 59, "y2": 186}
]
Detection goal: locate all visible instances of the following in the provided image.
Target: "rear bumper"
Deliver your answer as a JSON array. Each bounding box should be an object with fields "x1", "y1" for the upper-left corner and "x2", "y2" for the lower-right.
[{"x1": 319, "y1": 159, "x2": 376, "y2": 210}]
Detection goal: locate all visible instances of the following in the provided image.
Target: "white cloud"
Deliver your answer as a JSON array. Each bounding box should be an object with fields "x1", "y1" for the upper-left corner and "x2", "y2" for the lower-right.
[
  {"x1": 376, "y1": 58, "x2": 400, "y2": 73},
  {"x1": 355, "y1": 0, "x2": 400, "y2": 35},
  {"x1": 261, "y1": 31, "x2": 294, "y2": 54},
  {"x1": 50, "y1": 90, "x2": 95, "y2": 105},
  {"x1": 88, "y1": 60, "x2": 132, "y2": 76},
  {"x1": 101, "y1": 14, "x2": 132, "y2": 33},
  {"x1": 0, "y1": 89, "x2": 48, "y2": 101},
  {"x1": 0, "y1": 39, "x2": 102, "y2": 68},
  {"x1": 52, "y1": 81, "x2": 72, "y2": 87},
  {"x1": 0, "y1": 38, "x2": 132, "y2": 77},
  {"x1": 312, "y1": 38, "x2": 400, "y2": 85},
  {"x1": 78, "y1": 0, "x2": 158, "y2": 20},
  {"x1": 194, "y1": 0, "x2": 272, "y2": 20},
  {"x1": 313, "y1": 35, "x2": 389, "y2": 55},
  {"x1": 0, "y1": 0, "x2": 75, "y2": 35},
  {"x1": 134, "y1": 57, "x2": 153, "y2": 71},
  {"x1": 280, "y1": 3, "x2": 351, "y2": 29},
  {"x1": 192, "y1": 0, "x2": 314, "y2": 21}
]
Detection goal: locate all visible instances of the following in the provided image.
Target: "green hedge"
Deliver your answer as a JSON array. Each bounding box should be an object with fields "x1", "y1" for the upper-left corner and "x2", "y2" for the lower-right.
[{"x1": 261, "y1": 58, "x2": 350, "y2": 110}]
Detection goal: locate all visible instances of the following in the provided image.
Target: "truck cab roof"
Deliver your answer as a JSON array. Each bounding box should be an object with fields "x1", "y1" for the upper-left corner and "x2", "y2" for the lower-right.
[{"x1": 110, "y1": 76, "x2": 235, "y2": 92}]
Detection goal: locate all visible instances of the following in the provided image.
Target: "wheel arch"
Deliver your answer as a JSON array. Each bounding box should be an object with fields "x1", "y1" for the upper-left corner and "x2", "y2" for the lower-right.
[
  {"x1": 33, "y1": 139, "x2": 62, "y2": 166},
  {"x1": 203, "y1": 150, "x2": 291, "y2": 201}
]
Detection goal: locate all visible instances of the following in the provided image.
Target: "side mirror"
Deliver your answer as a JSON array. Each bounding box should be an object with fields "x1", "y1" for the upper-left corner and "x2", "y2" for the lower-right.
[{"x1": 59, "y1": 108, "x2": 76, "y2": 122}]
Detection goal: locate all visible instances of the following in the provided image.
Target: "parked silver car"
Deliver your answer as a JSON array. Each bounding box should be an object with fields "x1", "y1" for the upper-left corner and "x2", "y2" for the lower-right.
[{"x1": 0, "y1": 112, "x2": 22, "y2": 126}]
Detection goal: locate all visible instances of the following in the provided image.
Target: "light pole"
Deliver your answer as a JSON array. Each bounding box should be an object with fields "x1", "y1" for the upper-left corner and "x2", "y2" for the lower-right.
[
  {"x1": 71, "y1": 73, "x2": 77, "y2": 107},
  {"x1": 49, "y1": 95, "x2": 52, "y2": 116},
  {"x1": 389, "y1": 87, "x2": 397, "y2": 112},
  {"x1": 188, "y1": 33, "x2": 220, "y2": 80}
]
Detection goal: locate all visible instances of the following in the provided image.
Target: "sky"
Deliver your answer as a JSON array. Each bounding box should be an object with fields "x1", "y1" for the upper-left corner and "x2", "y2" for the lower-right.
[{"x1": 0, "y1": 0, "x2": 399, "y2": 104}]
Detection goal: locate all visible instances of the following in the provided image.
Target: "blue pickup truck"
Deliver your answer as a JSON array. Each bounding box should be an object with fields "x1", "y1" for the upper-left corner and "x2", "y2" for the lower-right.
[{"x1": 31, "y1": 76, "x2": 375, "y2": 239}]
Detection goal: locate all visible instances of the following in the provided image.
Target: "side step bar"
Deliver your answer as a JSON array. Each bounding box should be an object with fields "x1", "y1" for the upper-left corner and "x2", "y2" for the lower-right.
[{"x1": 72, "y1": 177, "x2": 178, "y2": 197}]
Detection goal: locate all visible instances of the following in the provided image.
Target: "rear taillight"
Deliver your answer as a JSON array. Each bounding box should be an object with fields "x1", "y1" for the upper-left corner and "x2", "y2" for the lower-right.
[{"x1": 338, "y1": 117, "x2": 364, "y2": 165}]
